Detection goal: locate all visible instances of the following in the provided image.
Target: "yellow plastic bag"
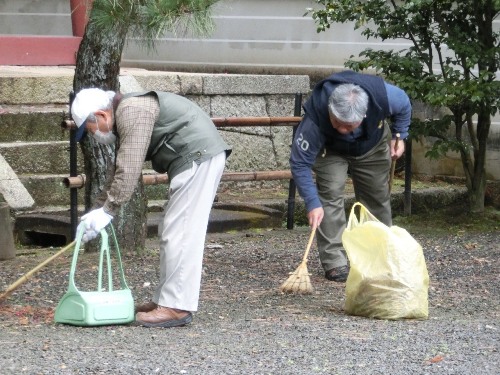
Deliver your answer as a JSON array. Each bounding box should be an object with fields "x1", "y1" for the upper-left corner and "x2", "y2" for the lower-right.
[{"x1": 342, "y1": 202, "x2": 429, "y2": 320}]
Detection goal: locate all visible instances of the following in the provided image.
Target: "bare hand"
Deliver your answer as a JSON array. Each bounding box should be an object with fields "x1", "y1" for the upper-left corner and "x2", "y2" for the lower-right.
[
  {"x1": 390, "y1": 138, "x2": 405, "y2": 160},
  {"x1": 307, "y1": 207, "x2": 324, "y2": 229}
]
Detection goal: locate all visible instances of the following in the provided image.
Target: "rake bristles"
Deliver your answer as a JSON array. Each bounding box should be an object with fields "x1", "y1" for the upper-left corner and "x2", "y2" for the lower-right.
[
  {"x1": 280, "y1": 261, "x2": 313, "y2": 294},
  {"x1": 280, "y1": 226, "x2": 317, "y2": 295}
]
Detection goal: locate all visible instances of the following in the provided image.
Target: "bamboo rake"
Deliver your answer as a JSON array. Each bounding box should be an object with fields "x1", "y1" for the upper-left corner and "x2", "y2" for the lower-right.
[
  {"x1": 280, "y1": 226, "x2": 316, "y2": 294},
  {"x1": 0, "y1": 240, "x2": 76, "y2": 303}
]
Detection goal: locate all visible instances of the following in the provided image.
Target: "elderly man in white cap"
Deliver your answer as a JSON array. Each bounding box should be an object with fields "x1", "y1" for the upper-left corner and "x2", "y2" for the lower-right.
[{"x1": 71, "y1": 88, "x2": 232, "y2": 328}]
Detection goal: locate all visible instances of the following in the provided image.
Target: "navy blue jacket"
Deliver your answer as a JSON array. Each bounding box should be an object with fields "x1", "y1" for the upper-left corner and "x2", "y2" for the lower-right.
[{"x1": 304, "y1": 70, "x2": 390, "y2": 156}]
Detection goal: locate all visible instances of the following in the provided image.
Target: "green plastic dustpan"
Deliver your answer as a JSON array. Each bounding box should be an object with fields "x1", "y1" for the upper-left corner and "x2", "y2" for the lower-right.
[{"x1": 54, "y1": 225, "x2": 134, "y2": 326}]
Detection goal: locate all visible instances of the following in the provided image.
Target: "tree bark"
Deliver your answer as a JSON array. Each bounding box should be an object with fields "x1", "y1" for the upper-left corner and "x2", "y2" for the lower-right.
[
  {"x1": 73, "y1": 11, "x2": 147, "y2": 253},
  {"x1": 467, "y1": 109, "x2": 490, "y2": 213}
]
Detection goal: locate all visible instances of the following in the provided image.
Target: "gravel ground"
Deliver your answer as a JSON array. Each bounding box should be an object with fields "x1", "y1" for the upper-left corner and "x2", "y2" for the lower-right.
[{"x1": 0, "y1": 204, "x2": 498, "y2": 375}]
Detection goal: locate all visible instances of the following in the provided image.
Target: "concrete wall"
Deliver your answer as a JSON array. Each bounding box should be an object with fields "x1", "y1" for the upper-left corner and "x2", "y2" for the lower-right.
[
  {"x1": 122, "y1": 0, "x2": 383, "y2": 77},
  {"x1": 0, "y1": 0, "x2": 71, "y2": 35},
  {"x1": 0, "y1": 0, "x2": 399, "y2": 76}
]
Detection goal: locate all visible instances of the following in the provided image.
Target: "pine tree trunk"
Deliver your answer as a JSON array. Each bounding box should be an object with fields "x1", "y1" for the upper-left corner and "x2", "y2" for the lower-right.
[{"x1": 73, "y1": 14, "x2": 147, "y2": 253}]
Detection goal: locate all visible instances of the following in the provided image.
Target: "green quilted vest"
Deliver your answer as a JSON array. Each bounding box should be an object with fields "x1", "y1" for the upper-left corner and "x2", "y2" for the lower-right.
[{"x1": 126, "y1": 91, "x2": 231, "y2": 180}]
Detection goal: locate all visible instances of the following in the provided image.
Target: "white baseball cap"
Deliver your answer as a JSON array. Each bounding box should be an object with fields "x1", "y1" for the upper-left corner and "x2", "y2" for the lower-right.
[{"x1": 71, "y1": 88, "x2": 115, "y2": 141}]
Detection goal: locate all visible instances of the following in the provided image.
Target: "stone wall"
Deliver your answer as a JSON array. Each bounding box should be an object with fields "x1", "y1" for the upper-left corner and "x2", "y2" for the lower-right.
[
  {"x1": 411, "y1": 102, "x2": 500, "y2": 181},
  {"x1": 0, "y1": 66, "x2": 310, "y2": 210}
]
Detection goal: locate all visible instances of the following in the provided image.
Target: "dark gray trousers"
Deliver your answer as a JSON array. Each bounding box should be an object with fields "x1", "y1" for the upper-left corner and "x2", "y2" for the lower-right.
[{"x1": 312, "y1": 126, "x2": 392, "y2": 272}]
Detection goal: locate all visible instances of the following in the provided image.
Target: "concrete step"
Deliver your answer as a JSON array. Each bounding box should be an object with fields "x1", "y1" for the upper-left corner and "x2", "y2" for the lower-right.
[
  {"x1": 0, "y1": 67, "x2": 74, "y2": 105},
  {"x1": 0, "y1": 104, "x2": 83, "y2": 208},
  {"x1": 0, "y1": 105, "x2": 70, "y2": 143},
  {"x1": 0, "y1": 142, "x2": 81, "y2": 175},
  {"x1": 17, "y1": 174, "x2": 81, "y2": 207},
  {"x1": 0, "y1": 66, "x2": 309, "y2": 104}
]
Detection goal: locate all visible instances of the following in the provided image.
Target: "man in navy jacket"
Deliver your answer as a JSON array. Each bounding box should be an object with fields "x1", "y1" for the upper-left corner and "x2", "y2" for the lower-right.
[{"x1": 290, "y1": 71, "x2": 411, "y2": 282}]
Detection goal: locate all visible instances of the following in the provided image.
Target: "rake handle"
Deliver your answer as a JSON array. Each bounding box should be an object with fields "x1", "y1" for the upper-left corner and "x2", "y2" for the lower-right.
[
  {"x1": 0, "y1": 241, "x2": 76, "y2": 303},
  {"x1": 301, "y1": 226, "x2": 317, "y2": 263}
]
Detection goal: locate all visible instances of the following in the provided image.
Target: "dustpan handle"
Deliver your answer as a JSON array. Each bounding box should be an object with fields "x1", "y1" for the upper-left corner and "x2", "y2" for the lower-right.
[
  {"x1": 68, "y1": 227, "x2": 112, "y2": 293},
  {"x1": 67, "y1": 226, "x2": 85, "y2": 293},
  {"x1": 97, "y1": 230, "x2": 113, "y2": 292},
  {"x1": 67, "y1": 224, "x2": 129, "y2": 292},
  {"x1": 109, "y1": 225, "x2": 130, "y2": 290}
]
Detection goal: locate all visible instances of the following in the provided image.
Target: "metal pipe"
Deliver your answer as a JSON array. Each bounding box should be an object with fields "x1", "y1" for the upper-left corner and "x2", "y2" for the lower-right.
[
  {"x1": 68, "y1": 91, "x2": 78, "y2": 240},
  {"x1": 212, "y1": 116, "x2": 302, "y2": 127},
  {"x1": 64, "y1": 175, "x2": 86, "y2": 189},
  {"x1": 221, "y1": 170, "x2": 292, "y2": 182},
  {"x1": 61, "y1": 119, "x2": 75, "y2": 130},
  {"x1": 64, "y1": 170, "x2": 294, "y2": 189},
  {"x1": 62, "y1": 116, "x2": 302, "y2": 130},
  {"x1": 287, "y1": 93, "x2": 302, "y2": 229}
]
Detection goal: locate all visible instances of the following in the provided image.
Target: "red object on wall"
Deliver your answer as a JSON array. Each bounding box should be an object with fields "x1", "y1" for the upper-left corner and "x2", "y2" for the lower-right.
[
  {"x1": 0, "y1": 0, "x2": 92, "y2": 65},
  {"x1": 0, "y1": 36, "x2": 82, "y2": 65},
  {"x1": 70, "y1": 0, "x2": 91, "y2": 37}
]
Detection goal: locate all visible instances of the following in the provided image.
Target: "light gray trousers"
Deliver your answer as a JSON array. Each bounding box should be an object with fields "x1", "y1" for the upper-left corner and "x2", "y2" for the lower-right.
[
  {"x1": 154, "y1": 151, "x2": 226, "y2": 312},
  {"x1": 312, "y1": 128, "x2": 392, "y2": 272}
]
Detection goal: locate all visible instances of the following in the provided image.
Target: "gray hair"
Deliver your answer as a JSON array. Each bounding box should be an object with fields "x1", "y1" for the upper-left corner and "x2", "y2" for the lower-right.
[{"x1": 328, "y1": 84, "x2": 368, "y2": 123}]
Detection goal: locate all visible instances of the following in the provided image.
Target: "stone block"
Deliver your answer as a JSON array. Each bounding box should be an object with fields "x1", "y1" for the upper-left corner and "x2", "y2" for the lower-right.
[
  {"x1": 210, "y1": 95, "x2": 267, "y2": 117},
  {"x1": 270, "y1": 127, "x2": 294, "y2": 169},
  {"x1": 0, "y1": 153, "x2": 34, "y2": 209},
  {"x1": 202, "y1": 74, "x2": 310, "y2": 95},
  {"x1": 133, "y1": 74, "x2": 181, "y2": 93},
  {"x1": 265, "y1": 95, "x2": 301, "y2": 117},
  {"x1": 130, "y1": 71, "x2": 203, "y2": 94},
  {"x1": 119, "y1": 75, "x2": 143, "y2": 93},
  {"x1": 177, "y1": 73, "x2": 204, "y2": 95},
  {"x1": 186, "y1": 96, "x2": 210, "y2": 114},
  {"x1": 222, "y1": 132, "x2": 279, "y2": 172}
]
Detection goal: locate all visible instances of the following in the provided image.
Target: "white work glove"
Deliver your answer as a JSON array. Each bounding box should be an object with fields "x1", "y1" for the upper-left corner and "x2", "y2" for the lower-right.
[
  {"x1": 79, "y1": 208, "x2": 113, "y2": 241},
  {"x1": 76, "y1": 221, "x2": 98, "y2": 243}
]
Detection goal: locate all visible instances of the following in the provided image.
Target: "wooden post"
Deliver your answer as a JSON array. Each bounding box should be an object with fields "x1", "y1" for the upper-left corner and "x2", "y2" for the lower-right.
[{"x1": 0, "y1": 203, "x2": 15, "y2": 260}]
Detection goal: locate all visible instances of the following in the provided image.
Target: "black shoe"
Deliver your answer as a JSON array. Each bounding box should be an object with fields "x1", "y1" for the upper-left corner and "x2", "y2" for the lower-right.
[{"x1": 325, "y1": 265, "x2": 349, "y2": 282}]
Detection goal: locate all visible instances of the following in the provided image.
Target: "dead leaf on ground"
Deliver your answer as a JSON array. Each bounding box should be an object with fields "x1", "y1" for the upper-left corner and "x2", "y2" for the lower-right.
[
  {"x1": 464, "y1": 243, "x2": 478, "y2": 250},
  {"x1": 0, "y1": 304, "x2": 54, "y2": 325},
  {"x1": 425, "y1": 355, "x2": 445, "y2": 365}
]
